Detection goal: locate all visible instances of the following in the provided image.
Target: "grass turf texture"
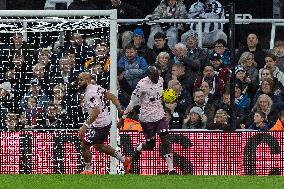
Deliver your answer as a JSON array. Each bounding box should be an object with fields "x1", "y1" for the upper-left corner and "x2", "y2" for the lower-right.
[{"x1": 0, "y1": 175, "x2": 284, "y2": 189}]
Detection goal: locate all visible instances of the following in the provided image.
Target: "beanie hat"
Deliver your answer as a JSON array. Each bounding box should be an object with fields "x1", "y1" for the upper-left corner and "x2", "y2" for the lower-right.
[
  {"x1": 133, "y1": 28, "x2": 144, "y2": 38},
  {"x1": 236, "y1": 66, "x2": 245, "y2": 74},
  {"x1": 210, "y1": 53, "x2": 221, "y2": 61},
  {"x1": 190, "y1": 106, "x2": 204, "y2": 117}
]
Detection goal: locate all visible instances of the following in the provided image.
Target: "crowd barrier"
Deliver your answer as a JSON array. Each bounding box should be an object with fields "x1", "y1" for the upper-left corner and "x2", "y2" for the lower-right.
[{"x1": 0, "y1": 131, "x2": 283, "y2": 175}]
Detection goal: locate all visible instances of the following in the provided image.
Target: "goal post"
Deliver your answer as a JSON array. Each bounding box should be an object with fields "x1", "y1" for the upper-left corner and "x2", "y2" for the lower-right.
[{"x1": 0, "y1": 10, "x2": 118, "y2": 174}]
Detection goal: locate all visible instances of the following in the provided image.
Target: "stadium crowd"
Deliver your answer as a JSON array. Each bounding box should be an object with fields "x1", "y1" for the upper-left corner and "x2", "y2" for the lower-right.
[{"x1": 1, "y1": 0, "x2": 284, "y2": 132}]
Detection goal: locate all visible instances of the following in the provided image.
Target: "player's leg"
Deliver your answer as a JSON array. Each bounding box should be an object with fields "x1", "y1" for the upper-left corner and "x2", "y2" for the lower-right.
[
  {"x1": 157, "y1": 117, "x2": 176, "y2": 175},
  {"x1": 93, "y1": 124, "x2": 131, "y2": 174},
  {"x1": 94, "y1": 143, "x2": 125, "y2": 162},
  {"x1": 80, "y1": 141, "x2": 93, "y2": 174},
  {"x1": 132, "y1": 121, "x2": 156, "y2": 161},
  {"x1": 159, "y1": 132, "x2": 176, "y2": 174},
  {"x1": 93, "y1": 144, "x2": 131, "y2": 174}
]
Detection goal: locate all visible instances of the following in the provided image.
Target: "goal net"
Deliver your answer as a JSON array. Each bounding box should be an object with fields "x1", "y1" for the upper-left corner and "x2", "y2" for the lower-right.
[{"x1": 0, "y1": 10, "x2": 119, "y2": 174}]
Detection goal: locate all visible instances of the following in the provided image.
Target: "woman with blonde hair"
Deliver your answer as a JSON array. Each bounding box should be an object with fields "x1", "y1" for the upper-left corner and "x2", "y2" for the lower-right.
[
  {"x1": 155, "y1": 51, "x2": 172, "y2": 87},
  {"x1": 242, "y1": 94, "x2": 284, "y2": 129},
  {"x1": 238, "y1": 52, "x2": 258, "y2": 85}
]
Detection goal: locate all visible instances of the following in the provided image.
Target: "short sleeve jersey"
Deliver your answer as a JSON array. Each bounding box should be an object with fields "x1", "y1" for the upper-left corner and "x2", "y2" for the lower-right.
[{"x1": 83, "y1": 84, "x2": 111, "y2": 127}]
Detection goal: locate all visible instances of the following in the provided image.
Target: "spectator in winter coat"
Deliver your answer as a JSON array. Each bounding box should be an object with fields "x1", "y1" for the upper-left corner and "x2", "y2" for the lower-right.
[
  {"x1": 246, "y1": 111, "x2": 271, "y2": 131},
  {"x1": 147, "y1": 0, "x2": 187, "y2": 49},
  {"x1": 270, "y1": 110, "x2": 284, "y2": 131},
  {"x1": 184, "y1": 32, "x2": 209, "y2": 72},
  {"x1": 165, "y1": 79, "x2": 192, "y2": 129},
  {"x1": 182, "y1": 106, "x2": 206, "y2": 129},
  {"x1": 273, "y1": 40, "x2": 284, "y2": 72},
  {"x1": 131, "y1": 28, "x2": 155, "y2": 65},
  {"x1": 151, "y1": 32, "x2": 173, "y2": 61},
  {"x1": 181, "y1": 0, "x2": 227, "y2": 47},
  {"x1": 209, "y1": 39, "x2": 230, "y2": 66},
  {"x1": 259, "y1": 53, "x2": 284, "y2": 87},
  {"x1": 244, "y1": 94, "x2": 284, "y2": 128},
  {"x1": 207, "y1": 109, "x2": 231, "y2": 131},
  {"x1": 117, "y1": 44, "x2": 148, "y2": 90}
]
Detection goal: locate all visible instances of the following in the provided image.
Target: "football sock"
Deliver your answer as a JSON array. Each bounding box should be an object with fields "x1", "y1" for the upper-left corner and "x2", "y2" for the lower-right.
[
  {"x1": 114, "y1": 150, "x2": 126, "y2": 162},
  {"x1": 85, "y1": 163, "x2": 92, "y2": 171},
  {"x1": 164, "y1": 153, "x2": 174, "y2": 171},
  {"x1": 136, "y1": 143, "x2": 143, "y2": 152}
]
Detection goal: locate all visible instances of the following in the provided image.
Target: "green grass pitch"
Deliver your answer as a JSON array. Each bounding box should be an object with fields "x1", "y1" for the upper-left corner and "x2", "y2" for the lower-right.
[{"x1": 0, "y1": 175, "x2": 284, "y2": 189}]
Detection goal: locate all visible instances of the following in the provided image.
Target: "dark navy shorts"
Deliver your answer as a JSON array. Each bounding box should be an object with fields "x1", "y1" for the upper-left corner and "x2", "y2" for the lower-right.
[
  {"x1": 84, "y1": 124, "x2": 111, "y2": 145},
  {"x1": 140, "y1": 117, "x2": 169, "y2": 141}
]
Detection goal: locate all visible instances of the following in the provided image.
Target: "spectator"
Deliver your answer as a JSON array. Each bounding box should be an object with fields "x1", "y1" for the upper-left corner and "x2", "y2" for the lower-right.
[
  {"x1": 37, "y1": 48, "x2": 56, "y2": 78},
  {"x1": 172, "y1": 43, "x2": 188, "y2": 64},
  {"x1": 147, "y1": 0, "x2": 187, "y2": 49},
  {"x1": 106, "y1": 0, "x2": 144, "y2": 49},
  {"x1": 209, "y1": 39, "x2": 230, "y2": 66},
  {"x1": 20, "y1": 79, "x2": 49, "y2": 110},
  {"x1": 117, "y1": 44, "x2": 148, "y2": 90},
  {"x1": 194, "y1": 65, "x2": 225, "y2": 96},
  {"x1": 234, "y1": 82, "x2": 250, "y2": 109},
  {"x1": 236, "y1": 33, "x2": 266, "y2": 69},
  {"x1": 155, "y1": 52, "x2": 172, "y2": 84},
  {"x1": 182, "y1": 106, "x2": 206, "y2": 129},
  {"x1": 50, "y1": 84, "x2": 79, "y2": 128},
  {"x1": 9, "y1": 51, "x2": 32, "y2": 103},
  {"x1": 246, "y1": 111, "x2": 270, "y2": 131},
  {"x1": 259, "y1": 68, "x2": 273, "y2": 83},
  {"x1": 85, "y1": 42, "x2": 110, "y2": 73},
  {"x1": 167, "y1": 63, "x2": 196, "y2": 93},
  {"x1": 106, "y1": 0, "x2": 144, "y2": 19},
  {"x1": 259, "y1": 53, "x2": 284, "y2": 87},
  {"x1": 252, "y1": 78, "x2": 282, "y2": 106},
  {"x1": 131, "y1": 28, "x2": 154, "y2": 65},
  {"x1": 184, "y1": 32, "x2": 209, "y2": 72},
  {"x1": 50, "y1": 54, "x2": 77, "y2": 91},
  {"x1": 210, "y1": 53, "x2": 230, "y2": 85},
  {"x1": 0, "y1": 40, "x2": 10, "y2": 82},
  {"x1": 89, "y1": 63, "x2": 109, "y2": 90},
  {"x1": 9, "y1": 33, "x2": 36, "y2": 65},
  {"x1": 43, "y1": 101, "x2": 70, "y2": 130},
  {"x1": 235, "y1": 66, "x2": 248, "y2": 86},
  {"x1": 165, "y1": 79, "x2": 192, "y2": 129},
  {"x1": 273, "y1": 40, "x2": 284, "y2": 72},
  {"x1": 244, "y1": 94, "x2": 283, "y2": 128},
  {"x1": 0, "y1": 83, "x2": 16, "y2": 130},
  {"x1": 151, "y1": 32, "x2": 173, "y2": 61},
  {"x1": 181, "y1": 0, "x2": 227, "y2": 47},
  {"x1": 238, "y1": 52, "x2": 259, "y2": 93},
  {"x1": 207, "y1": 109, "x2": 231, "y2": 131},
  {"x1": 22, "y1": 96, "x2": 44, "y2": 129},
  {"x1": 3, "y1": 112, "x2": 20, "y2": 132},
  {"x1": 216, "y1": 92, "x2": 246, "y2": 129},
  {"x1": 200, "y1": 81, "x2": 219, "y2": 104},
  {"x1": 29, "y1": 63, "x2": 50, "y2": 97},
  {"x1": 270, "y1": 110, "x2": 284, "y2": 131},
  {"x1": 63, "y1": 32, "x2": 95, "y2": 72},
  {"x1": 192, "y1": 89, "x2": 216, "y2": 125}
]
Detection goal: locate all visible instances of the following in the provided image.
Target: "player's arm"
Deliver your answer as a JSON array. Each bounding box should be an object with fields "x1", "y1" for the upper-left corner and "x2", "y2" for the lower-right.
[
  {"x1": 124, "y1": 87, "x2": 140, "y2": 114},
  {"x1": 79, "y1": 106, "x2": 100, "y2": 139},
  {"x1": 104, "y1": 91, "x2": 124, "y2": 116}
]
